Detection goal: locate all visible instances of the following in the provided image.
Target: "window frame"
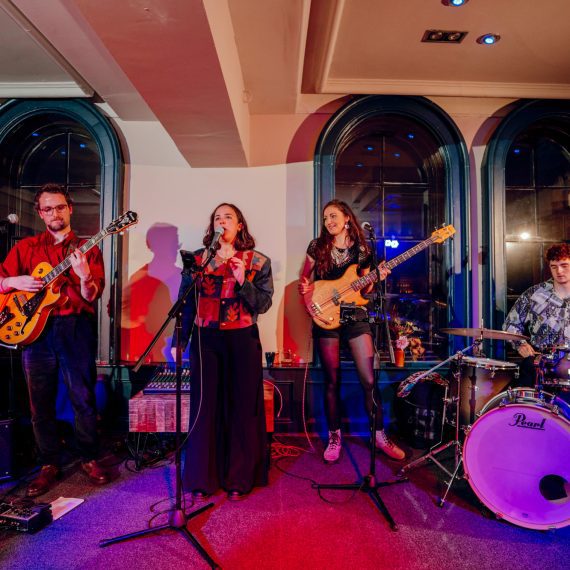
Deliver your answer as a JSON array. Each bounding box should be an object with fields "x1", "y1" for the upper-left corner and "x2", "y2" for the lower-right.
[
  {"x1": 314, "y1": 95, "x2": 470, "y2": 357},
  {"x1": 482, "y1": 99, "x2": 570, "y2": 357},
  {"x1": 0, "y1": 98, "x2": 124, "y2": 364}
]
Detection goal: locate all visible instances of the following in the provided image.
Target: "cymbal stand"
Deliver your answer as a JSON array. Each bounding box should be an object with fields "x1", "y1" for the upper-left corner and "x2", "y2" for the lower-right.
[{"x1": 397, "y1": 343, "x2": 477, "y2": 507}]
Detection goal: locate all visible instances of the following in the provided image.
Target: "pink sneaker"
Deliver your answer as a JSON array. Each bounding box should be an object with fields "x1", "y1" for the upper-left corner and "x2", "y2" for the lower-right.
[
  {"x1": 323, "y1": 429, "x2": 341, "y2": 463},
  {"x1": 375, "y1": 430, "x2": 405, "y2": 461}
]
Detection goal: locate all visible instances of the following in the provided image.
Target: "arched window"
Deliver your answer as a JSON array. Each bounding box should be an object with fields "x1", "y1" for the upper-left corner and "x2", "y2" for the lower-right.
[
  {"x1": 0, "y1": 99, "x2": 123, "y2": 362},
  {"x1": 315, "y1": 96, "x2": 469, "y2": 360},
  {"x1": 482, "y1": 100, "x2": 570, "y2": 356}
]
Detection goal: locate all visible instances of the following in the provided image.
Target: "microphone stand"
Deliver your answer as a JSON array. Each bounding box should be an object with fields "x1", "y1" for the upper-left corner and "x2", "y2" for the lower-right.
[
  {"x1": 315, "y1": 227, "x2": 407, "y2": 531},
  {"x1": 100, "y1": 248, "x2": 220, "y2": 569}
]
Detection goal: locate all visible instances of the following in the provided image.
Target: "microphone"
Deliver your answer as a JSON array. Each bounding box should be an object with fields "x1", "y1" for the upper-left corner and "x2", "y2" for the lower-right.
[
  {"x1": 0, "y1": 213, "x2": 19, "y2": 231},
  {"x1": 361, "y1": 221, "x2": 375, "y2": 235},
  {"x1": 208, "y1": 226, "x2": 224, "y2": 253}
]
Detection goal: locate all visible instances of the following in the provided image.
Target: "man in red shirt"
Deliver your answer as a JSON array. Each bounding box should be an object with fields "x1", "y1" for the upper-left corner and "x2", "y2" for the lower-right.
[{"x1": 0, "y1": 183, "x2": 110, "y2": 496}]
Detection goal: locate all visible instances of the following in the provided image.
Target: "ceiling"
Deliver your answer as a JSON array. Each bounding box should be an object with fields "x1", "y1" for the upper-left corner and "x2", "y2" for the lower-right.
[{"x1": 1, "y1": 0, "x2": 569, "y2": 167}]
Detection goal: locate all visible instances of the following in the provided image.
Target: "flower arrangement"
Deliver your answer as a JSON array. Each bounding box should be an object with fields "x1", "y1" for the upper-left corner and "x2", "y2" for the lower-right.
[
  {"x1": 390, "y1": 315, "x2": 425, "y2": 360},
  {"x1": 389, "y1": 316, "x2": 414, "y2": 346}
]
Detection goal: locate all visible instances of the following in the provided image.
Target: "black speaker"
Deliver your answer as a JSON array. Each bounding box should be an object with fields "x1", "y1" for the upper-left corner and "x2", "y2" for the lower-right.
[{"x1": 0, "y1": 419, "x2": 14, "y2": 481}]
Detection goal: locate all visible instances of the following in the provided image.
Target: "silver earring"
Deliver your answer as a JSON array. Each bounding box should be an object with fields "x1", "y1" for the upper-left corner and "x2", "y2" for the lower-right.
[{"x1": 345, "y1": 222, "x2": 350, "y2": 229}]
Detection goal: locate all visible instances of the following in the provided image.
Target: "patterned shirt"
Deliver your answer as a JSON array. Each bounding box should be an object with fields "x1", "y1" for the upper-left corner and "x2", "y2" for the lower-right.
[
  {"x1": 503, "y1": 279, "x2": 570, "y2": 349},
  {"x1": 176, "y1": 248, "x2": 273, "y2": 348}
]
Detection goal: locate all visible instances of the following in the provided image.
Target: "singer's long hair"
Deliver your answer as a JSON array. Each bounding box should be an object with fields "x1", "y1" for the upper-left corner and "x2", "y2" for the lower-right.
[
  {"x1": 203, "y1": 203, "x2": 256, "y2": 251},
  {"x1": 313, "y1": 199, "x2": 369, "y2": 276}
]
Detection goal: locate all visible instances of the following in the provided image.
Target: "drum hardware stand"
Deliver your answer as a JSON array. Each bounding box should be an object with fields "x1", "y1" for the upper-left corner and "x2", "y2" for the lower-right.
[
  {"x1": 315, "y1": 227, "x2": 407, "y2": 531},
  {"x1": 397, "y1": 344, "x2": 477, "y2": 507},
  {"x1": 99, "y1": 251, "x2": 220, "y2": 569}
]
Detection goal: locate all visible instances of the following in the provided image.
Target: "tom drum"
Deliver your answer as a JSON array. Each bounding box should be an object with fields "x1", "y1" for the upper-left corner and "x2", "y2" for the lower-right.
[{"x1": 458, "y1": 357, "x2": 518, "y2": 426}]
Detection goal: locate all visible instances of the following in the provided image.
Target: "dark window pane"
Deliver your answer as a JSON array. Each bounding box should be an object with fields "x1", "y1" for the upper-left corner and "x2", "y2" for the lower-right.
[
  {"x1": 504, "y1": 188, "x2": 536, "y2": 237},
  {"x1": 68, "y1": 134, "x2": 100, "y2": 186},
  {"x1": 506, "y1": 242, "x2": 542, "y2": 297},
  {"x1": 20, "y1": 133, "x2": 68, "y2": 186},
  {"x1": 535, "y1": 138, "x2": 570, "y2": 187},
  {"x1": 505, "y1": 144, "x2": 532, "y2": 187},
  {"x1": 537, "y1": 187, "x2": 570, "y2": 241}
]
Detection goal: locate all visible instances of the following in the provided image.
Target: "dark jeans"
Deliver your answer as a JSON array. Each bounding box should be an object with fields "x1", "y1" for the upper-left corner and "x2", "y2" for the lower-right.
[{"x1": 22, "y1": 315, "x2": 99, "y2": 467}]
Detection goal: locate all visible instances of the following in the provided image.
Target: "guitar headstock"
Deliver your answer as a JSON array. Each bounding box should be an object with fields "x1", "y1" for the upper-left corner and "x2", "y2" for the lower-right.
[
  {"x1": 431, "y1": 224, "x2": 455, "y2": 243},
  {"x1": 105, "y1": 211, "x2": 138, "y2": 235}
]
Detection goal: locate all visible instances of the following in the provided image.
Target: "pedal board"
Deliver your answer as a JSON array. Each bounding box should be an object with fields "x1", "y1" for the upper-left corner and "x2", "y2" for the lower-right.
[{"x1": 0, "y1": 502, "x2": 53, "y2": 533}]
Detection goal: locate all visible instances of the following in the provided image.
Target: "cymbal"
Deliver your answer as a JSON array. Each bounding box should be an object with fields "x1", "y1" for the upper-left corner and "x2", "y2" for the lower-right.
[{"x1": 440, "y1": 327, "x2": 529, "y2": 342}]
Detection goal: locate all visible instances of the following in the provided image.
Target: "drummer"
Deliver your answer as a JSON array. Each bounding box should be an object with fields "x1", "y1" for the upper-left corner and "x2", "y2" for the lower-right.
[{"x1": 503, "y1": 243, "x2": 570, "y2": 387}]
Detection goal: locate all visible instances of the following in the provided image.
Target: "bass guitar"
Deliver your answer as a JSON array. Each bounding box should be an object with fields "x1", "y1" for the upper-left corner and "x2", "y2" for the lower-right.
[
  {"x1": 303, "y1": 224, "x2": 455, "y2": 330},
  {"x1": 0, "y1": 211, "x2": 138, "y2": 346}
]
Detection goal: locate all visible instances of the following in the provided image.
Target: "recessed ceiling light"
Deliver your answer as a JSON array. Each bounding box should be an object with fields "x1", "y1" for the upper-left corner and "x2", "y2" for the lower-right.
[
  {"x1": 442, "y1": 0, "x2": 469, "y2": 6},
  {"x1": 422, "y1": 29, "x2": 468, "y2": 43},
  {"x1": 477, "y1": 33, "x2": 501, "y2": 45}
]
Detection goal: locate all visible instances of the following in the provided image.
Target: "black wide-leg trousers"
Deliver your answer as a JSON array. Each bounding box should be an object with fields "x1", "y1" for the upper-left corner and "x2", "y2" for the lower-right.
[{"x1": 183, "y1": 324, "x2": 268, "y2": 495}]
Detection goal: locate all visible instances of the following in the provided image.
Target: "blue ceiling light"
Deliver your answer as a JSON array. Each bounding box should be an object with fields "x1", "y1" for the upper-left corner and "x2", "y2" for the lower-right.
[
  {"x1": 32, "y1": 132, "x2": 40, "y2": 137},
  {"x1": 442, "y1": 0, "x2": 469, "y2": 5},
  {"x1": 355, "y1": 162, "x2": 364, "y2": 168},
  {"x1": 79, "y1": 143, "x2": 87, "y2": 148},
  {"x1": 477, "y1": 33, "x2": 501, "y2": 45},
  {"x1": 407, "y1": 133, "x2": 415, "y2": 140},
  {"x1": 365, "y1": 145, "x2": 375, "y2": 151},
  {"x1": 393, "y1": 153, "x2": 401, "y2": 158}
]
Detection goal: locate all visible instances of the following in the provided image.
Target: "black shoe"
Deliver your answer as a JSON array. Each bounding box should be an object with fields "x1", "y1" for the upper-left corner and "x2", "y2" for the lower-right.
[{"x1": 227, "y1": 490, "x2": 248, "y2": 501}]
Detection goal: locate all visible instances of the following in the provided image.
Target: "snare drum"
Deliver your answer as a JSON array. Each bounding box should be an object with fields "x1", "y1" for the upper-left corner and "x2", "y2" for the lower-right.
[
  {"x1": 458, "y1": 357, "x2": 518, "y2": 426},
  {"x1": 537, "y1": 346, "x2": 570, "y2": 389},
  {"x1": 464, "y1": 388, "x2": 570, "y2": 530}
]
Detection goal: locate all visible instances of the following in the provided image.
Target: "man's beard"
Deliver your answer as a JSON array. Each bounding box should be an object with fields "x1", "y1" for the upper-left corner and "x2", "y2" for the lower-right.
[{"x1": 47, "y1": 219, "x2": 68, "y2": 232}]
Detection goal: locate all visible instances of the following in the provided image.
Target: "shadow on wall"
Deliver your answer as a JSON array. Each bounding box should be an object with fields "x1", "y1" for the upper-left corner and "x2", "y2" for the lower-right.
[
  {"x1": 120, "y1": 223, "x2": 183, "y2": 363},
  {"x1": 280, "y1": 278, "x2": 313, "y2": 364}
]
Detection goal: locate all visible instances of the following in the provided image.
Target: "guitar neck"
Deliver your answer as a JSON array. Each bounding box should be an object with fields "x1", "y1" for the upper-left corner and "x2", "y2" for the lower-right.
[
  {"x1": 42, "y1": 230, "x2": 107, "y2": 285},
  {"x1": 352, "y1": 235, "x2": 439, "y2": 291}
]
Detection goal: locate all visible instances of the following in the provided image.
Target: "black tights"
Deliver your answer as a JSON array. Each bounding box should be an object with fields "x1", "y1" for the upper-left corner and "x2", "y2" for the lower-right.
[{"x1": 317, "y1": 333, "x2": 382, "y2": 432}]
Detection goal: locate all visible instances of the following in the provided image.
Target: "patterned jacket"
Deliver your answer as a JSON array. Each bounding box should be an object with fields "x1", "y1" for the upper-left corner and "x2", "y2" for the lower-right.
[
  {"x1": 503, "y1": 279, "x2": 570, "y2": 349},
  {"x1": 176, "y1": 248, "x2": 273, "y2": 349}
]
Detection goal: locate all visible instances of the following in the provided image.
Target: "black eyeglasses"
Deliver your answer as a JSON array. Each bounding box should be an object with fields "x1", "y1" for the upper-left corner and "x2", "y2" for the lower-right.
[{"x1": 39, "y1": 204, "x2": 69, "y2": 215}]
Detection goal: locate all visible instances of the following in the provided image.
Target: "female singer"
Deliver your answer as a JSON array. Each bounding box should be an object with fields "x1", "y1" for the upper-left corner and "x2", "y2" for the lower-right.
[
  {"x1": 175, "y1": 203, "x2": 273, "y2": 500},
  {"x1": 298, "y1": 199, "x2": 404, "y2": 463}
]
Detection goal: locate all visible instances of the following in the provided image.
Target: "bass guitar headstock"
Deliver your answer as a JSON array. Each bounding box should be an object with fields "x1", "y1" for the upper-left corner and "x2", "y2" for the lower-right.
[{"x1": 431, "y1": 224, "x2": 455, "y2": 243}]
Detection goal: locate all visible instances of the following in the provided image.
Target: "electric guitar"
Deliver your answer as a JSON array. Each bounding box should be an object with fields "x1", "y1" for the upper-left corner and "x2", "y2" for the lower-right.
[
  {"x1": 304, "y1": 225, "x2": 455, "y2": 330},
  {"x1": 0, "y1": 211, "x2": 138, "y2": 346}
]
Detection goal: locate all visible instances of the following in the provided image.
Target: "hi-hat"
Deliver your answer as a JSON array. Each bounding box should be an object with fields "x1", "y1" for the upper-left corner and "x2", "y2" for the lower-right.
[{"x1": 440, "y1": 327, "x2": 529, "y2": 342}]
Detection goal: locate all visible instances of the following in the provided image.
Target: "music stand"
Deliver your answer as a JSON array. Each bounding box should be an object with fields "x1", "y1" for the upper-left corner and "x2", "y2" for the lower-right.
[
  {"x1": 100, "y1": 251, "x2": 220, "y2": 569},
  {"x1": 315, "y1": 229, "x2": 407, "y2": 531}
]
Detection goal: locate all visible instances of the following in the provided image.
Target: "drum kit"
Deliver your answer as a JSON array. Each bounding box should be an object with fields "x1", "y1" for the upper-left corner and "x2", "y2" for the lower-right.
[{"x1": 398, "y1": 327, "x2": 570, "y2": 531}]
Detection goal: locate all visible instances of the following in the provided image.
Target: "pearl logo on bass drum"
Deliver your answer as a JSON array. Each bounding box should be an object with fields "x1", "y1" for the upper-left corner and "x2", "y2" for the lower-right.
[{"x1": 509, "y1": 413, "x2": 546, "y2": 430}]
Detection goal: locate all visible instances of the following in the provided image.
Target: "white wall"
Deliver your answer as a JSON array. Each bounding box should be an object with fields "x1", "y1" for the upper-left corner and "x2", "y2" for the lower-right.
[{"x1": 114, "y1": 119, "x2": 314, "y2": 360}]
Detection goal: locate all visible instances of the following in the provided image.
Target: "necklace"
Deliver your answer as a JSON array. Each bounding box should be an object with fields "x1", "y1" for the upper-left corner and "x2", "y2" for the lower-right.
[{"x1": 331, "y1": 245, "x2": 350, "y2": 266}]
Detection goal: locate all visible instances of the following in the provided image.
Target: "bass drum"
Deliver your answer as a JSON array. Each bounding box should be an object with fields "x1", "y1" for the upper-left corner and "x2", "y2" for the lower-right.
[{"x1": 463, "y1": 388, "x2": 570, "y2": 530}]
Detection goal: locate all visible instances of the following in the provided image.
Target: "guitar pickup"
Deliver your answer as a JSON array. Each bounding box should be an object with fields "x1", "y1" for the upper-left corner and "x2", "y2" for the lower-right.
[
  {"x1": 331, "y1": 291, "x2": 341, "y2": 306},
  {"x1": 0, "y1": 308, "x2": 14, "y2": 328}
]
